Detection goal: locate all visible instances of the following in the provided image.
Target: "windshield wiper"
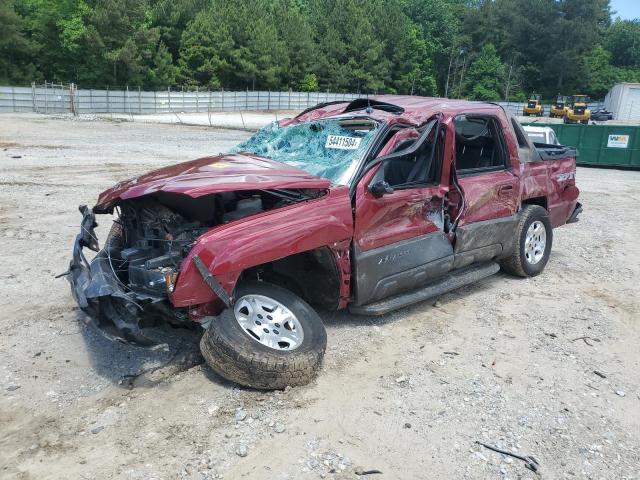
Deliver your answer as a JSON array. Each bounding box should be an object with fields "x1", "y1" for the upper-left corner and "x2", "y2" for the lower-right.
[{"x1": 262, "y1": 189, "x2": 313, "y2": 203}]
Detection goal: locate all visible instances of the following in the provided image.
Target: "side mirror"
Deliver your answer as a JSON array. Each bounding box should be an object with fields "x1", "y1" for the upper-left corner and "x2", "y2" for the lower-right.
[{"x1": 368, "y1": 181, "x2": 394, "y2": 198}]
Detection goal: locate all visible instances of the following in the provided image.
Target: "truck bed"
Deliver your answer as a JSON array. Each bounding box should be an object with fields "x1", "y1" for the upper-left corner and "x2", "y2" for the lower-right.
[{"x1": 533, "y1": 142, "x2": 577, "y2": 161}]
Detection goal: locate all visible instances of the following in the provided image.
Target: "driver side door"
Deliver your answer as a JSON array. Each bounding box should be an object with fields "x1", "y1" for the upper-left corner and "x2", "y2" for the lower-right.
[{"x1": 352, "y1": 121, "x2": 454, "y2": 306}]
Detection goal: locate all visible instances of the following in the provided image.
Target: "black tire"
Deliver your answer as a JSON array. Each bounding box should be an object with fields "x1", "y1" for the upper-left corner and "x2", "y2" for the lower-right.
[
  {"x1": 200, "y1": 281, "x2": 327, "y2": 390},
  {"x1": 500, "y1": 205, "x2": 553, "y2": 277}
]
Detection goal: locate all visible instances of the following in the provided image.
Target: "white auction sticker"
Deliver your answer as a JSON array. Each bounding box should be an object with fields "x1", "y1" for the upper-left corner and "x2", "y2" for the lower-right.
[
  {"x1": 325, "y1": 135, "x2": 362, "y2": 150},
  {"x1": 607, "y1": 134, "x2": 629, "y2": 148}
]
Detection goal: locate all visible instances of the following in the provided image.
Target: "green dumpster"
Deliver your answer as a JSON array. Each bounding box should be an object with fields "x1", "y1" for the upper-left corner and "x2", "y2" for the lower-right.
[{"x1": 522, "y1": 123, "x2": 640, "y2": 167}]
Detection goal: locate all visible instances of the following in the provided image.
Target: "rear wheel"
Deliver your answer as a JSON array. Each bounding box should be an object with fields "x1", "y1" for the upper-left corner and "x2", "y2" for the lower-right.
[
  {"x1": 500, "y1": 205, "x2": 553, "y2": 277},
  {"x1": 200, "y1": 281, "x2": 327, "y2": 389}
]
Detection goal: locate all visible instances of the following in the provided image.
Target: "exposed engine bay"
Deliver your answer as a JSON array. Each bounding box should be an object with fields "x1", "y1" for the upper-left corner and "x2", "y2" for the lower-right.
[{"x1": 67, "y1": 188, "x2": 320, "y2": 345}]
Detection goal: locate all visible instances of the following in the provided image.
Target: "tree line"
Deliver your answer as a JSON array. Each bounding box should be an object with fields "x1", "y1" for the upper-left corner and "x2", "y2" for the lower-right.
[{"x1": 1, "y1": 0, "x2": 639, "y2": 100}]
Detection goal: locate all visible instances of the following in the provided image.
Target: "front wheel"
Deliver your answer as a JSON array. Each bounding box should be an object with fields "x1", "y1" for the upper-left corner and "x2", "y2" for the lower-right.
[
  {"x1": 500, "y1": 205, "x2": 553, "y2": 277},
  {"x1": 200, "y1": 281, "x2": 327, "y2": 389}
]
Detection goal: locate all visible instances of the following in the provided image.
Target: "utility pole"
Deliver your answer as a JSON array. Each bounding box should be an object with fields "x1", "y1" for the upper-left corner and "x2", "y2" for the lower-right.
[
  {"x1": 457, "y1": 55, "x2": 467, "y2": 98},
  {"x1": 505, "y1": 61, "x2": 513, "y2": 101},
  {"x1": 445, "y1": 56, "x2": 453, "y2": 98},
  {"x1": 450, "y1": 55, "x2": 459, "y2": 99},
  {"x1": 448, "y1": 48, "x2": 465, "y2": 99}
]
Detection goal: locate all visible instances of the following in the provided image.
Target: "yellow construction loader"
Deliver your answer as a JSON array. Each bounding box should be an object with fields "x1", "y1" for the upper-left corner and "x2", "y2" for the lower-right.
[
  {"x1": 550, "y1": 95, "x2": 569, "y2": 118},
  {"x1": 564, "y1": 95, "x2": 591, "y2": 124},
  {"x1": 523, "y1": 93, "x2": 544, "y2": 117}
]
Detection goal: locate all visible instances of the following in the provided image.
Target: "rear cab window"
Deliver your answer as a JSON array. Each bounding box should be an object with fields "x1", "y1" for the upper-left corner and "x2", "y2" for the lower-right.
[{"x1": 454, "y1": 115, "x2": 508, "y2": 175}]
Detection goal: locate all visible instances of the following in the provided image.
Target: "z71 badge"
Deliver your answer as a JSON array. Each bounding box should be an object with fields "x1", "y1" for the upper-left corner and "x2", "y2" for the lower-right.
[
  {"x1": 378, "y1": 250, "x2": 410, "y2": 265},
  {"x1": 556, "y1": 171, "x2": 575, "y2": 182}
]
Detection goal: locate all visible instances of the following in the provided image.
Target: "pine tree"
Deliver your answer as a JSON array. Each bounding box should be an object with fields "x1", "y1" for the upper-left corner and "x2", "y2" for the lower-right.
[{"x1": 464, "y1": 44, "x2": 505, "y2": 100}]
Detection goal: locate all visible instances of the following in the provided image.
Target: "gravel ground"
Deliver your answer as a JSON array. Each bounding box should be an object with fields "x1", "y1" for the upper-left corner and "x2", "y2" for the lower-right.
[
  {"x1": 0, "y1": 113, "x2": 638, "y2": 480},
  {"x1": 97, "y1": 110, "x2": 296, "y2": 130}
]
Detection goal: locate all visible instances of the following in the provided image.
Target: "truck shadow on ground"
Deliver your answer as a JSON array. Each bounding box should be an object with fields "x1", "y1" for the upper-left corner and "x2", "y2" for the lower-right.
[
  {"x1": 75, "y1": 311, "x2": 217, "y2": 389},
  {"x1": 75, "y1": 273, "x2": 508, "y2": 390}
]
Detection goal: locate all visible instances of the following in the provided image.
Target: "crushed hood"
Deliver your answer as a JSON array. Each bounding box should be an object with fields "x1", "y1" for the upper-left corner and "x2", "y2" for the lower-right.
[{"x1": 95, "y1": 153, "x2": 331, "y2": 211}]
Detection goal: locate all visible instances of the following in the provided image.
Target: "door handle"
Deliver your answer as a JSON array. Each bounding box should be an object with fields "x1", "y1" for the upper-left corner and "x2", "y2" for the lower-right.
[{"x1": 498, "y1": 185, "x2": 514, "y2": 195}]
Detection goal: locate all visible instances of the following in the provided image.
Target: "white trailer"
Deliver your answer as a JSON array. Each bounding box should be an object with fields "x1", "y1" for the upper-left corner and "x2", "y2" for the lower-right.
[{"x1": 604, "y1": 83, "x2": 640, "y2": 122}]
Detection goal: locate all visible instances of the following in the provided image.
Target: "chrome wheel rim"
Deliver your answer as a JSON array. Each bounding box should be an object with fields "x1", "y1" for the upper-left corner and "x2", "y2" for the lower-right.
[
  {"x1": 524, "y1": 221, "x2": 546, "y2": 265},
  {"x1": 233, "y1": 294, "x2": 304, "y2": 350}
]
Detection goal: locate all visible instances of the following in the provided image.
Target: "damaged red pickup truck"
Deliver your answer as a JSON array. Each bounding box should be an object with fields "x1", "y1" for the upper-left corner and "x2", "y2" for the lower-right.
[{"x1": 66, "y1": 96, "x2": 582, "y2": 389}]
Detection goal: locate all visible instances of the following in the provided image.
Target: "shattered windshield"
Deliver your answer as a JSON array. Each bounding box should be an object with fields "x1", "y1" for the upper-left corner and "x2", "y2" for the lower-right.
[{"x1": 230, "y1": 118, "x2": 380, "y2": 185}]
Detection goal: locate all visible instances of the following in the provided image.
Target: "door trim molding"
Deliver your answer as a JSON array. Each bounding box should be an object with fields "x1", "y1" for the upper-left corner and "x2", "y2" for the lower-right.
[{"x1": 353, "y1": 231, "x2": 454, "y2": 306}]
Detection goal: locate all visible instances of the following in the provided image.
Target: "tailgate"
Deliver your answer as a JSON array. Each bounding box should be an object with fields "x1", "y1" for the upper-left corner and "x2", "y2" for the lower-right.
[{"x1": 522, "y1": 144, "x2": 580, "y2": 227}]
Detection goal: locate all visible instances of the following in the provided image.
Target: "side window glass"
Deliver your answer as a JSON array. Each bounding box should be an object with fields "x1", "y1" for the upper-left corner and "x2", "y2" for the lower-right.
[
  {"x1": 375, "y1": 128, "x2": 420, "y2": 158},
  {"x1": 455, "y1": 115, "x2": 507, "y2": 174},
  {"x1": 373, "y1": 122, "x2": 441, "y2": 188}
]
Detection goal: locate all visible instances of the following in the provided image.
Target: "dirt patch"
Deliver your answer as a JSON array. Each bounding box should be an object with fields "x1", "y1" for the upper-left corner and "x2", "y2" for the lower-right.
[{"x1": 0, "y1": 140, "x2": 68, "y2": 149}]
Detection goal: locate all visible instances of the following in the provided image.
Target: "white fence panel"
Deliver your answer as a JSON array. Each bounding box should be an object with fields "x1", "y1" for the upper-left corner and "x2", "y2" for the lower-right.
[{"x1": 8, "y1": 85, "x2": 605, "y2": 117}]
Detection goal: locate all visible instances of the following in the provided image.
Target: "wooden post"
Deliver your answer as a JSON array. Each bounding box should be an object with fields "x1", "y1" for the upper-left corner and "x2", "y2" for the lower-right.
[
  {"x1": 69, "y1": 83, "x2": 77, "y2": 116},
  {"x1": 207, "y1": 88, "x2": 212, "y2": 127}
]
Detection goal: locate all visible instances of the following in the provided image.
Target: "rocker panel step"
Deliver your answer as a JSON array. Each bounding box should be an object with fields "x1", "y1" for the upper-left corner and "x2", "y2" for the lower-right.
[{"x1": 349, "y1": 262, "x2": 500, "y2": 316}]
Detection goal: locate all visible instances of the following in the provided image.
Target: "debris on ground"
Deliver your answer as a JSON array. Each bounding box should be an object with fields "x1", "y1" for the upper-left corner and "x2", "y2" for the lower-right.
[
  {"x1": 475, "y1": 441, "x2": 540, "y2": 474},
  {"x1": 354, "y1": 467, "x2": 383, "y2": 476}
]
